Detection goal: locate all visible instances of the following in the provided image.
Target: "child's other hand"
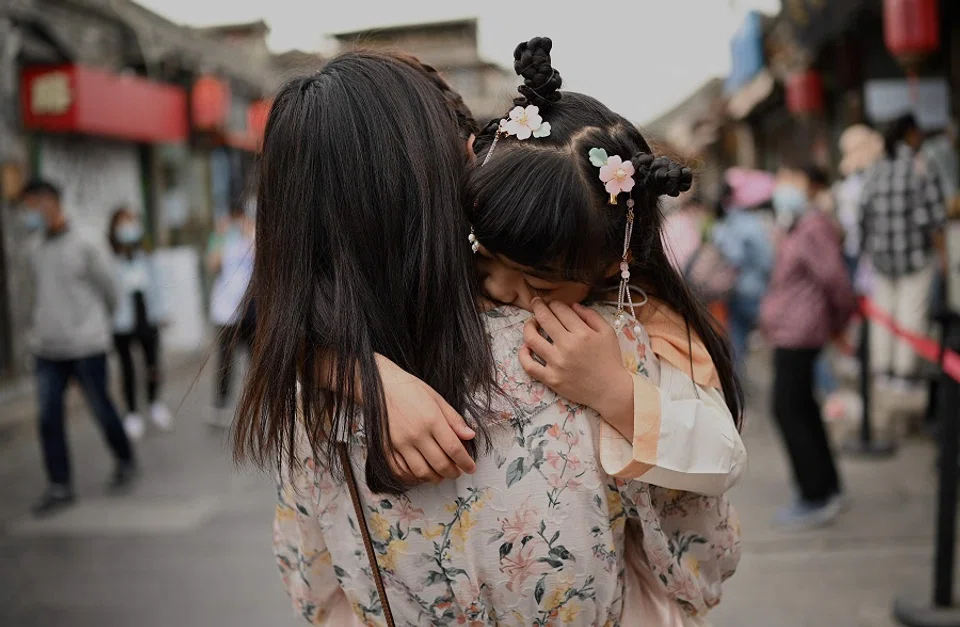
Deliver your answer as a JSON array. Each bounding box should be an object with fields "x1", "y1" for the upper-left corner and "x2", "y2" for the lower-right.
[
  {"x1": 519, "y1": 299, "x2": 633, "y2": 418},
  {"x1": 378, "y1": 356, "x2": 477, "y2": 485}
]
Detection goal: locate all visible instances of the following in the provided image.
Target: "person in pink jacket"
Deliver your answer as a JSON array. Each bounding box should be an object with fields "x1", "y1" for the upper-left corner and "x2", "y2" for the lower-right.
[{"x1": 760, "y1": 163, "x2": 857, "y2": 529}]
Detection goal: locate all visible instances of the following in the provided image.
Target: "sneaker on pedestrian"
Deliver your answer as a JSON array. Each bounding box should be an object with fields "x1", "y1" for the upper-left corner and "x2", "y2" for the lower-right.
[
  {"x1": 32, "y1": 484, "x2": 75, "y2": 517},
  {"x1": 108, "y1": 461, "x2": 138, "y2": 492},
  {"x1": 773, "y1": 496, "x2": 842, "y2": 530},
  {"x1": 123, "y1": 413, "x2": 146, "y2": 441},
  {"x1": 829, "y1": 490, "x2": 851, "y2": 513},
  {"x1": 150, "y1": 402, "x2": 174, "y2": 432}
]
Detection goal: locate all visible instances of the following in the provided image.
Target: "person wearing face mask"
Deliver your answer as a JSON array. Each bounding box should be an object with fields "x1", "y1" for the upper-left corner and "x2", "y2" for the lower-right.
[
  {"x1": 108, "y1": 207, "x2": 171, "y2": 440},
  {"x1": 759, "y1": 163, "x2": 856, "y2": 529},
  {"x1": 205, "y1": 203, "x2": 255, "y2": 428},
  {"x1": 17, "y1": 180, "x2": 137, "y2": 516}
]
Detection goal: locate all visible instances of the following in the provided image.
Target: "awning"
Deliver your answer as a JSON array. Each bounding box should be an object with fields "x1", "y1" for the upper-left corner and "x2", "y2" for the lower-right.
[
  {"x1": 21, "y1": 65, "x2": 188, "y2": 143},
  {"x1": 727, "y1": 70, "x2": 776, "y2": 120}
]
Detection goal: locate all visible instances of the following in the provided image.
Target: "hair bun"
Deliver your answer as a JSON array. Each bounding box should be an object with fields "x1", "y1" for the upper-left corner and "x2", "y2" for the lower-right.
[
  {"x1": 632, "y1": 154, "x2": 693, "y2": 198},
  {"x1": 513, "y1": 37, "x2": 562, "y2": 107}
]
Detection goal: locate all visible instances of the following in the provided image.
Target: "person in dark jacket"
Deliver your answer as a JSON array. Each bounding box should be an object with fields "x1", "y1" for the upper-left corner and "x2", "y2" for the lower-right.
[{"x1": 760, "y1": 164, "x2": 856, "y2": 529}]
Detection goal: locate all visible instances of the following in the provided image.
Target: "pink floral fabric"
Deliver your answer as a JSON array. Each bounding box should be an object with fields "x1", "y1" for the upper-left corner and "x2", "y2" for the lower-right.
[{"x1": 274, "y1": 306, "x2": 740, "y2": 626}]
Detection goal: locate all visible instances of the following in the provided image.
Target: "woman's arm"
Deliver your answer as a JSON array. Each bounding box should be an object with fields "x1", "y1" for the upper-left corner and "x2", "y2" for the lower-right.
[
  {"x1": 519, "y1": 299, "x2": 746, "y2": 497},
  {"x1": 315, "y1": 352, "x2": 478, "y2": 484}
]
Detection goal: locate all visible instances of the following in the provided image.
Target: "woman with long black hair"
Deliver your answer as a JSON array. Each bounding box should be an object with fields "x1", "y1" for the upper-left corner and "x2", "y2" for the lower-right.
[{"x1": 241, "y1": 43, "x2": 742, "y2": 625}]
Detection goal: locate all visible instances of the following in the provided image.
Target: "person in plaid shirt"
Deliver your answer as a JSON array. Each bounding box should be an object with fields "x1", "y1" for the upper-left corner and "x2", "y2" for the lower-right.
[{"x1": 860, "y1": 114, "x2": 947, "y2": 391}]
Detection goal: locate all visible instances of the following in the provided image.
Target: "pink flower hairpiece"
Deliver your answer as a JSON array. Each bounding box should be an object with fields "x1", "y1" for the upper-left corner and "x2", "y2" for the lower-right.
[{"x1": 589, "y1": 148, "x2": 635, "y2": 205}]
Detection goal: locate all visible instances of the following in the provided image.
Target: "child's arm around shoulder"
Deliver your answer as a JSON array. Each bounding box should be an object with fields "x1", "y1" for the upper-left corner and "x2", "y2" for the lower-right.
[{"x1": 520, "y1": 299, "x2": 746, "y2": 497}]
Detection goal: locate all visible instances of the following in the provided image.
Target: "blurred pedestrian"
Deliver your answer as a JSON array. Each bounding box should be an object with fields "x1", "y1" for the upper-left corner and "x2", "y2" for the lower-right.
[
  {"x1": 836, "y1": 125, "x2": 885, "y2": 279},
  {"x1": 662, "y1": 189, "x2": 710, "y2": 274},
  {"x1": 206, "y1": 203, "x2": 255, "y2": 428},
  {"x1": 760, "y1": 164, "x2": 856, "y2": 529},
  {"x1": 860, "y1": 114, "x2": 947, "y2": 394},
  {"x1": 921, "y1": 120, "x2": 958, "y2": 212},
  {"x1": 107, "y1": 207, "x2": 172, "y2": 440},
  {"x1": 712, "y1": 168, "x2": 775, "y2": 378},
  {"x1": 18, "y1": 180, "x2": 137, "y2": 516}
]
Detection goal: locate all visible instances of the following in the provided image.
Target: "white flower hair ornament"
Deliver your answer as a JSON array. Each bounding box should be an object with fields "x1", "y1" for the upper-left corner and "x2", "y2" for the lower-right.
[
  {"x1": 500, "y1": 104, "x2": 552, "y2": 140},
  {"x1": 481, "y1": 105, "x2": 552, "y2": 167}
]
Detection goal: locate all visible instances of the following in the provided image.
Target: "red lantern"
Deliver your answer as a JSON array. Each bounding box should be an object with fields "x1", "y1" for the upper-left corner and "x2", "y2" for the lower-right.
[
  {"x1": 191, "y1": 75, "x2": 230, "y2": 131},
  {"x1": 785, "y1": 70, "x2": 824, "y2": 116},
  {"x1": 884, "y1": 0, "x2": 940, "y2": 71},
  {"x1": 248, "y1": 99, "x2": 272, "y2": 151}
]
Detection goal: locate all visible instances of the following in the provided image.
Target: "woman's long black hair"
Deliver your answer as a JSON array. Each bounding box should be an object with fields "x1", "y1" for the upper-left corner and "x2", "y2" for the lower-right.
[
  {"x1": 467, "y1": 37, "x2": 743, "y2": 429},
  {"x1": 233, "y1": 51, "x2": 496, "y2": 494}
]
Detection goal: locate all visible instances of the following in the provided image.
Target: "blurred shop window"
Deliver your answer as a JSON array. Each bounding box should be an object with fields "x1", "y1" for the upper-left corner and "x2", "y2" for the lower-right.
[
  {"x1": 447, "y1": 69, "x2": 481, "y2": 99},
  {"x1": 157, "y1": 144, "x2": 196, "y2": 249}
]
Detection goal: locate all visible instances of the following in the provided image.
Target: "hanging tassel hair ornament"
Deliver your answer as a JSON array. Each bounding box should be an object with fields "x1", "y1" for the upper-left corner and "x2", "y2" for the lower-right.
[
  {"x1": 613, "y1": 197, "x2": 643, "y2": 338},
  {"x1": 589, "y1": 147, "x2": 643, "y2": 337}
]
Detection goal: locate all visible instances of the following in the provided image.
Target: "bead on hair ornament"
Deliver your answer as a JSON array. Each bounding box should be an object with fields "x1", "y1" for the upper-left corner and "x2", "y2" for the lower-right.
[
  {"x1": 612, "y1": 195, "x2": 638, "y2": 335},
  {"x1": 467, "y1": 227, "x2": 480, "y2": 254}
]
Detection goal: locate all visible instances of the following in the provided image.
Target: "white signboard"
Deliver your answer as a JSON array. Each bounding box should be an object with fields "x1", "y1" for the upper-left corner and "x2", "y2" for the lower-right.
[
  {"x1": 30, "y1": 72, "x2": 72, "y2": 115},
  {"x1": 865, "y1": 78, "x2": 951, "y2": 130},
  {"x1": 153, "y1": 247, "x2": 207, "y2": 351}
]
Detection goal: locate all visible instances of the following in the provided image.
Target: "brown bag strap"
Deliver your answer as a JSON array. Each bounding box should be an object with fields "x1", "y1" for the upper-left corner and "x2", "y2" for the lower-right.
[{"x1": 337, "y1": 442, "x2": 396, "y2": 627}]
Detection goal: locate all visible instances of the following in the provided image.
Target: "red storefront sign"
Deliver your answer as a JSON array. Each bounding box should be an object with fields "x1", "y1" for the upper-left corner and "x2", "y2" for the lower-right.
[
  {"x1": 191, "y1": 76, "x2": 270, "y2": 152},
  {"x1": 21, "y1": 65, "x2": 188, "y2": 143}
]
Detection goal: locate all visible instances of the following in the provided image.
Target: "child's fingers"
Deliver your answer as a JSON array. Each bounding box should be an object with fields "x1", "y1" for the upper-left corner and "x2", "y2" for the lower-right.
[
  {"x1": 531, "y1": 298, "x2": 567, "y2": 338},
  {"x1": 548, "y1": 300, "x2": 590, "y2": 334},
  {"x1": 518, "y1": 345, "x2": 550, "y2": 382},
  {"x1": 573, "y1": 303, "x2": 616, "y2": 335},
  {"x1": 523, "y1": 318, "x2": 558, "y2": 361}
]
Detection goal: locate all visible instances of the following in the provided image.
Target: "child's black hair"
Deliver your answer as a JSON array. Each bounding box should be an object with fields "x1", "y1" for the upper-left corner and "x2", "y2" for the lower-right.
[{"x1": 467, "y1": 37, "x2": 743, "y2": 429}]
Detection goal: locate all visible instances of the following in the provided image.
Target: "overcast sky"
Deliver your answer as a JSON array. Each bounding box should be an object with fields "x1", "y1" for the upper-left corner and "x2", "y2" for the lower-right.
[{"x1": 139, "y1": 0, "x2": 781, "y2": 123}]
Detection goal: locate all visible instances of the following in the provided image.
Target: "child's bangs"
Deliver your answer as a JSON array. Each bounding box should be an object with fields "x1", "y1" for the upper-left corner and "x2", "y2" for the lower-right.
[{"x1": 467, "y1": 147, "x2": 606, "y2": 283}]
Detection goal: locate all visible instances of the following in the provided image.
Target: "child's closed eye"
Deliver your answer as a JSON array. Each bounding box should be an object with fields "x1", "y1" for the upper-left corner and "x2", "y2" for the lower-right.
[{"x1": 524, "y1": 276, "x2": 561, "y2": 293}]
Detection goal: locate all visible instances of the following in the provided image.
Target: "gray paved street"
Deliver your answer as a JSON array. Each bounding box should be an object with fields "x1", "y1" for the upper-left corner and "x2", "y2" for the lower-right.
[
  {"x1": 0, "y1": 354, "x2": 300, "y2": 627},
  {"x1": 0, "y1": 351, "x2": 952, "y2": 626}
]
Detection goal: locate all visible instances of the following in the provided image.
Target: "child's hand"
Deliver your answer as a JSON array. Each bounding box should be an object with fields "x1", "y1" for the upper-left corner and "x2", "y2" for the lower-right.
[
  {"x1": 518, "y1": 299, "x2": 634, "y2": 438},
  {"x1": 377, "y1": 356, "x2": 478, "y2": 484}
]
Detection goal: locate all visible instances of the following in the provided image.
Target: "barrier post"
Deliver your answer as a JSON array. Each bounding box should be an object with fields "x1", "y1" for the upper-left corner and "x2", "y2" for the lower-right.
[
  {"x1": 844, "y1": 311, "x2": 896, "y2": 457},
  {"x1": 893, "y1": 313, "x2": 960, "y2": 626}
]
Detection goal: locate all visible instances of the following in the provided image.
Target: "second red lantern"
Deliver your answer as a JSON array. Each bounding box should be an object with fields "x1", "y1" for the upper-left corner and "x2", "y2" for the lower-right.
[
  {"x1": 884, "y1": 0, "x2": 940, "y2": 70},
  {"x1": 786, "y1": 70, "x2": 824, "y2": 116}
]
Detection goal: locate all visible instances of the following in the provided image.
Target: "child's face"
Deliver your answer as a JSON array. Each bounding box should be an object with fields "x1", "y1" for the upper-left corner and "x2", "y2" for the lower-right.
[{"x1": 475, "y1": 245, "x2": 592, "y2": 312}]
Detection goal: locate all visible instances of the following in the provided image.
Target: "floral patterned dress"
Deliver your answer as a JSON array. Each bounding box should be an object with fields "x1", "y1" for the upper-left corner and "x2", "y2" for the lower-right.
[{"x1": 274, "y1": 306, "x2": 740, "y2": 626}]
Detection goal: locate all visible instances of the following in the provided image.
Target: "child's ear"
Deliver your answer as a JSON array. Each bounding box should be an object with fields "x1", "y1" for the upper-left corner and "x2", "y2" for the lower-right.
[{"x1": 466, "y1": 134, "x2": 477, "y2": 161}]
